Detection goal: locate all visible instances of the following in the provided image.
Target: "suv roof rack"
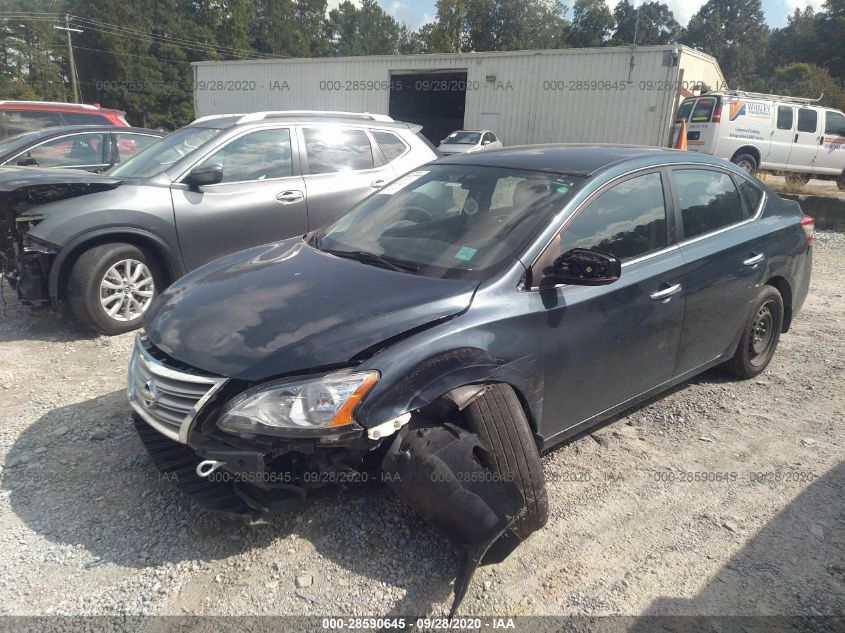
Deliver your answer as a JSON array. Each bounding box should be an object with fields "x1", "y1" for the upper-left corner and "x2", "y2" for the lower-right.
[
  {"x1": 709, "y1": 90, "x2": 824, "y2": 105},
  {"x1": 236, "y1": 110, "x2": 394, "y2": 124},
  {"x1": 0, "y1": 100, "x2": 100, "y2": 109}
]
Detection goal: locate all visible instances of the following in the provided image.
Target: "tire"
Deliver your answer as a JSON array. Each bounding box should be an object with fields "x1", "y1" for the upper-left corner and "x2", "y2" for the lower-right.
[
  {"x1": 462, "y1": 383, "x2": 549, "y2": 537},
  {"x1": 837, "y1": 172, "x2": 844, "y2": 192},
  {"x1": 784, "y1": 172, "x2": 811, "y2": 187},
  {"x1": 732, "y1": 153, "x2": 758, "y2": 175},
  {"x1": 720, "y1": 285, "x2": 784, "y2": 379},
  {"x1": 67, "y1": 242, "x2": 163, "y2": 335}
]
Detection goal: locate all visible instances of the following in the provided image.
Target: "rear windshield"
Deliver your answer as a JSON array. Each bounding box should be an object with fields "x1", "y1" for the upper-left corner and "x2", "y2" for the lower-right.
[
  {"x1": 690, "y1": 97, "x2": 718, "y2": 123},
  {"x1": 677, "y1": 99, "x2": 696, "y2": 121}
]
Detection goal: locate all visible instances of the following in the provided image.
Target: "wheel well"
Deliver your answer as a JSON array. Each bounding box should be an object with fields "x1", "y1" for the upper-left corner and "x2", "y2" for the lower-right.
[
  {"x1": 766, "y1": 276, "x2": 793, "y2": 332},
  {"x1": 56, "y1": 234, "x2": 173, "y2": 301},
  {"x1": 731, "y1": 146, "x2": 761, "y2": 166}
]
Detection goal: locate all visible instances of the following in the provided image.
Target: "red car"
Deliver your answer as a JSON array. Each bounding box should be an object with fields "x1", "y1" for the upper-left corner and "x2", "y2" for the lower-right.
[{"x1": 0, "y1": 101, "x2": 130, "y2": 140}]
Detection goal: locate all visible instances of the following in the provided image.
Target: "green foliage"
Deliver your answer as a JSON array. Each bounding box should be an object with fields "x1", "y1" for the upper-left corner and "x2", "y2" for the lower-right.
[
  {"x1": 767, "y1": 63, "x2": 845, "y2": 111},
  {"x1": 569, "y1": 0, "x2": 614, "y2": 48},
  {"x1": 327, "y1": 0, "x2": 401, "y2": 56},
  {"x1": 610, "y1": 0, "x2": 680, "y2": 46},
  {"x1": 682, "y1": 0, "x2": 770, "y2": 89}
]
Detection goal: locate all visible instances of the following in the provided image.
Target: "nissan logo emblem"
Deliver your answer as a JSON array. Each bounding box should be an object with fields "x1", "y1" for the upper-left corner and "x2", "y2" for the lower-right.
[{"x1": 141, "y1": 380, "x2": 158, "y2": 407}]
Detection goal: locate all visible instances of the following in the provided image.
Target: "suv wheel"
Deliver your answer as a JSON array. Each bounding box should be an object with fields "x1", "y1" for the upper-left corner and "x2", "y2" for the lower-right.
[
  {"x1": 732, "y1": 153, "x2": 758, "y2": 174},
  {"x1": 461, "y1": 383, "x2": 549, "y2": 537},
  {"x1": 720, "y1": 285, "x2": 784, "y2": 378},
  {"x1": 68, "y1": 243, "x2": 163, "y2": 335}
]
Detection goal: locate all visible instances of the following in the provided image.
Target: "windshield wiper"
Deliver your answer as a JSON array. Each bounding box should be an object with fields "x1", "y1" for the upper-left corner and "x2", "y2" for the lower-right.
[{"x1": 322, "y1": 248, "x2": 420, "y2": 273}]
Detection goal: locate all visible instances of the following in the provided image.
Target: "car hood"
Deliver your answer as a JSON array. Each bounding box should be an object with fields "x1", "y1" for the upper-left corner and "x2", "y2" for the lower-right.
[
  {"x1": 144, "y1": 239, "x2": 479, "y2": 381},
  {"x1": 0, "y1": 166, "x2": 122, "y2": 193},
  {"x1": 438, "y1": 144, "x2": 477, "y2": 154}
]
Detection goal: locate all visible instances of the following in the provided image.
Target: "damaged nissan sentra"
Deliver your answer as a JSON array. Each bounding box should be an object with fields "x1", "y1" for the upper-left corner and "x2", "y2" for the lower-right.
[{"x1": 129, "y1": 145, "x2": 813, "y2": 614}]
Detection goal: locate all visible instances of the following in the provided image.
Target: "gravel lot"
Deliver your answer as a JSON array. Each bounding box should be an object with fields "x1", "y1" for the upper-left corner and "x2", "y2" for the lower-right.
[{"x1": 0, "y1": 233, "x2": 843, "y2": 623}]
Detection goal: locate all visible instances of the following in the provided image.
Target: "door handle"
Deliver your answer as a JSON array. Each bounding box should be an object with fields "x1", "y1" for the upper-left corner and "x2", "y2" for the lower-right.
[
  {"x1": 743, "y1": 252, "x2": 765, "y2": 266},
  {"x1": 819, "y1": 136, "x2": 825, "y2": 145},
  {"x1": 650, "y1": 283, "x2": 682, "y2": 302},
  {"x1": 370, "y1": 179, "x2": 387, "y2": 188},
  {"x1": 794, "y1": 133, "x2": 799, "y2": 143},
  {"x1": 276, "y1": 190, "x2": 304, "y2": 203}
]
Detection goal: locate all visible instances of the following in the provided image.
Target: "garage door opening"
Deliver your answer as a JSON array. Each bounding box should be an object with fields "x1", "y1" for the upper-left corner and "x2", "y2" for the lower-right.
[{"x1": 389, "y1": 70, "x2": 466, "y2": 144}]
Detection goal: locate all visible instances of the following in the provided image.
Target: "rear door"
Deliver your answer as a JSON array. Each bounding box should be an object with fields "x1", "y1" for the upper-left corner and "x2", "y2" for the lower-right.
[
  {"x1": 298, "y1": 125, "x2": 396, "y2": 230},
  {"x1": 171, "y1": 126, "x2": 308, "y2": 271},
  {"x1": 681, "y1": 96, "x2": 720, "y2": 153},
  {"x1": 816, "y1": 110, "x2": 845, "y2": 174},
  {"x1": 670, "y1": 167, "x2": 767, "y2": 374},
  {"x1": 787, "y1": 107, "x2": 822, "y2": 172},
  {"x1": 765, "y1": 105, "x2": 795, "y2": 169}
]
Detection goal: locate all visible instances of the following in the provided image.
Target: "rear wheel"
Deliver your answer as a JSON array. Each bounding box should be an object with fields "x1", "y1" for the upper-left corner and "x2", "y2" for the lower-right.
[
  {"x1": 720, "y1": 285, "x2": 784, "y2": 378},
  {"x1": 462, "y1": 383, "x2": 548, "y2": 537},
  {"x1": 837, "y1": 171, "x2": 844, "y2": 191},
  {"x1": 732, "y1": 153, "x2": 758, "y2": 175},
  {"x1": 68, "y1": 242, "x2": 163, "y2": 335}
]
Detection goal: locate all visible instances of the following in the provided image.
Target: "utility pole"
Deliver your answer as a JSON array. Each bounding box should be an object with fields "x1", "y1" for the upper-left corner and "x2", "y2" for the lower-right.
[{"x1": 54, "y1": 15, "x2": 82, "y2": 103}]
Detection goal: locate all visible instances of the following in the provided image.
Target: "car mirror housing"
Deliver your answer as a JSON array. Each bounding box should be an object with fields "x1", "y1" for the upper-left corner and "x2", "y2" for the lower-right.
[
  {"x1": 184, "y1": 163, "x2": 223, "y2": 187},
  {"x1": 544, "y1": 248, "x2": 621, "y2": 287}
]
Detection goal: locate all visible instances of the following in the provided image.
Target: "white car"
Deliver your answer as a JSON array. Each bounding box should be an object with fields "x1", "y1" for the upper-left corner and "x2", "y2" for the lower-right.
[
  {"x1": 672, "y1": 89, "x2": 845, "y2": 189},
  {"x1": 438, "y1": 130, "x2": 503, "y2": 156}
]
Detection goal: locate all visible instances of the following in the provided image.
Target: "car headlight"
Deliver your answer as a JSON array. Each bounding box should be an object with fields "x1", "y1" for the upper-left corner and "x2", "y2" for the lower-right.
[{"x1": 217, "y1": 370, "x2": 379, "y2": 437}]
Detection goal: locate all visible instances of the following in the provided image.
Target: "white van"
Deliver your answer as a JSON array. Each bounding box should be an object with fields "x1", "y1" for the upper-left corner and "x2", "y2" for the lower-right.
[{"x1": 671, "y1": 90, "x2": 845, "y2": 190}]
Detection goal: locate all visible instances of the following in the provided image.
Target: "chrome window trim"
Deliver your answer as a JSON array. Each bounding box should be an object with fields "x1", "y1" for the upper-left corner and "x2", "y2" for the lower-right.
[
  {"x1": 6, "y1": 131, "x2": 107, "y2": 167},
  {"x1": 128, "y1": 335, "x2": 227, "y2": 444},
  {"x1": 523, "y1": 161, "x2": 766, "y2": 292}
]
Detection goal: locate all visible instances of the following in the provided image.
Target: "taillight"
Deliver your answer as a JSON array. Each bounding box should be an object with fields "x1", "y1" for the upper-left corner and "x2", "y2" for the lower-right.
[
  {"x1": 712, "y1": 105, "x2": 722, "y2": 123},
  {"x1": 800, "y1": 216, "x2": 815, "y2": 245}
]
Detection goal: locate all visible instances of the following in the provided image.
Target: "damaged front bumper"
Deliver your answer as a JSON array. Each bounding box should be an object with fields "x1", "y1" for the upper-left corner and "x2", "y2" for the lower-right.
[{"x1": 1, "y1": 235, "x2": 57, "y2": 306}]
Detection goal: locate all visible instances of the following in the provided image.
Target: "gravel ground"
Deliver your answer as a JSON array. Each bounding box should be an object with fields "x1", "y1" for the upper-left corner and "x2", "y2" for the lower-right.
[{"x1": 0, "y1": 233, "x2": 843, "y2": 622}]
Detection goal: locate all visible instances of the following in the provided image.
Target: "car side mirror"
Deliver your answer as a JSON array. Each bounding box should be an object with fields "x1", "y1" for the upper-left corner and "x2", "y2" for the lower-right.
[
  {"x1": 544, "y1": 248, "x2": 621, "y2": 286},
  {"x1": 184, "y1": 163, "x2": 223, "y2": 187},
  {"x1": 482, "y1": 139, "x2": 491, "y2": 146},
  {"x1": 17, "y1": 157, "x2": 38, "y2": 167}
]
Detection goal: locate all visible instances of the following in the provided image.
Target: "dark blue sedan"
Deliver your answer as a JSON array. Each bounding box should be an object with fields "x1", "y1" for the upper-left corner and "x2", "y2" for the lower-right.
[{"x1": 129, "y1": 145, "x2": 813, "y2": 613}]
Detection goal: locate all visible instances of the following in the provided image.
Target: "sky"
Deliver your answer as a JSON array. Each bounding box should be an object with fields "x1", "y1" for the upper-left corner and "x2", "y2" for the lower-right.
[{"x1": 328, "y1": 0, "x2": 830, "y2": 32}]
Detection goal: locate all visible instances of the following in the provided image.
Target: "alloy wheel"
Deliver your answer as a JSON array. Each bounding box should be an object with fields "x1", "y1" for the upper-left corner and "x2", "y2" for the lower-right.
[{"x1": 99, "y1": 259, "x2": 155, "y2": 322}]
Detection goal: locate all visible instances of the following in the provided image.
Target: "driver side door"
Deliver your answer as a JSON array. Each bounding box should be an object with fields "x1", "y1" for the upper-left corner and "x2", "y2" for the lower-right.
[
  {"x1": 528, "y1": 169, "x2": 686, "y2": 439},
  {"x1": 171, "y1": 127, "x2": 308, "y2": 271}
]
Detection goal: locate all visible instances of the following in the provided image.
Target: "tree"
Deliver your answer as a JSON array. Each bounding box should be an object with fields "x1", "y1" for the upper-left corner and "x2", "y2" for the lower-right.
[
  {"x1": 818, "y1": 0, "x2": 845, "y2": 81},
  {"x1": 767, "y1": 63, "x2": 845, "y2": 111},
  {"x1": 767, "y1": 8, "x2": 821, "y2": 71},
  {"x1": 611, "y1": 0, "x2": 680, "y2": 46},
  {"x1": 568, "y1": 0, "x2": 614, "y2": 48},
  {"x1": 327, "y1": 0, "x2": 400, "y2": 56},
  {"x1": 683, "y1": 0, "x2": 769, "y2": 89}
]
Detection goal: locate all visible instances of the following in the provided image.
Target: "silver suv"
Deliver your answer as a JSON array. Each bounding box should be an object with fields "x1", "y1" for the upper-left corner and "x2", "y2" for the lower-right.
[{"x1": 1, "y1": 111, "x2": 439, "y2": 334}]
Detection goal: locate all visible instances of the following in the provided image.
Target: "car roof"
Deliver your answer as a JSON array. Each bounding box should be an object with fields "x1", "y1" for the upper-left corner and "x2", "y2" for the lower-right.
[
  {"x1": 437, "y1": 144, "x2": 688, "y2": 176},
  {"x1": 9, "y1": 125, "x2": 161, "y2": 137},
  {"x1": 190, "y1": 114, "x2": 415, "y2": 131},
  {"x1": 0, "y1": 101, "x2": 125, "y2": 114}
]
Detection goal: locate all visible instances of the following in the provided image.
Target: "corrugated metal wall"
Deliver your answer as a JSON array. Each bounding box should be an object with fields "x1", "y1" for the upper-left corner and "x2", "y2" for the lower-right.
[{"x1": 193, "y1": 46, "x2": 724, "y2": 147}]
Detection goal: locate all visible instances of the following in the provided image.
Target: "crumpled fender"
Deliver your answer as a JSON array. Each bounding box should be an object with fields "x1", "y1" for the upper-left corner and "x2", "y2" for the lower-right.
[{"x1": 382, "y1": 422, "x2": 525, "y2": 616}]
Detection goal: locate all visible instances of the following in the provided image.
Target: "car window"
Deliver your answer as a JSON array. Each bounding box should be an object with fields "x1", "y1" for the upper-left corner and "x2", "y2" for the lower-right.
[
  {"x1": 303, "y1": 127, "x2": 374, "y2": 174},
  {"x1": 675, "y1": 169, "x2": 743, "y2": 239},
  {"x1": 690, "y1": 97, "x2": 717, "y2": 123},
  {"x1": 197, "y1": 128, "x2": 293, "y2": 183},
  {"x1": 20, "y1": 132, "x2": 106, "y2": 167},
  {"x1": 113, "y1": 133, "x2": 159, "y2": 163},
  {"x1": 797, "y1": 108, "x2": 818, "y2": 133},
  {"x1": 482, "y1": 132, "x2": 494, "y2": 143},
  {"x1": 444, "y1": 131, "x2": 481, "y2": 145},
  {"x1": 777, "y1": 106, "x2": 793, "y2": 131},
  {"x1": 561, "y1": 172, "x2": 667, "y2": 261},
  {"x1": 61, "y1": 112, "x2": 113, "y2": 125},
  {"x1": 736, "y1": 177, "x2": 763, "y2": 217},
  {"x1": 109, "y1": 126, "x2": 220, "y2": 178},
  {"x1": 372, "y1": 130, "x2": 407, "y2": 162},
  {"x1": 825, "y1": 111, "x2": 845, "y2": 137},
  {"x1": 1, "y1": 110, "x2": 63, "y2": 136},
  {"x1": 676, "y1": 99, "x2": 696, "y2": 121}
]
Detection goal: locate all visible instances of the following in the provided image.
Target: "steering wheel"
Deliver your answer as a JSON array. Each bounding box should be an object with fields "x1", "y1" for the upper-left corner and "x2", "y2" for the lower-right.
[{"x1": 399, "y1": 205, "x2": 434, "y2": 224}]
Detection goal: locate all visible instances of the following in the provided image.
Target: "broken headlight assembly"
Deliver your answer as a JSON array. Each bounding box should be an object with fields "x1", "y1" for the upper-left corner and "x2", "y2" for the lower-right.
[
  {"x1": 22, "y1": 233, "x2": 59, "y2": 255},
  {"x1": 217, "y1": 370, "x2": 379, "y2": 438}
]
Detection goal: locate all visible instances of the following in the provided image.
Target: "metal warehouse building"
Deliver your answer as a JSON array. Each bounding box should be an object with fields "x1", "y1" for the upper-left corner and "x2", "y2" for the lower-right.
[{"x1": 192, "y1": 45, "x2": 725, "y2": 147}]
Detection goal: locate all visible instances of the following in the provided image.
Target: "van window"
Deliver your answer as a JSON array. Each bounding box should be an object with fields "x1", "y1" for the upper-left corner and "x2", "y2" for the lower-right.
[
  {"x1": 797, "y1": 109, "x2": 818, "y2": 133},
  {"x1": 561, "y1": 172, "x2": 668, "y2": 261},
  {"x1": 690, "y1": 98, "x2": 717, "y2": 123},
  {"x1": 776, "y1": 106, "x2": 793, "y2": 131},
  {"x1": 677, "y1": 99, "x2": 695, "y2": 121},
  {"x1": 826, "y1": 111, "x2": 845, "y2": 137},
  {"x1": 674, "y1": 169, "x2": 743, "y2": 239}
]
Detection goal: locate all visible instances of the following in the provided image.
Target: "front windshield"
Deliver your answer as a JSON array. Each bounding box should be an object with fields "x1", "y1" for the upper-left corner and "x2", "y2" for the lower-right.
[
  {"x1": 444, "y1": 131, "x2": 481, "y2": 145},
  {"x1": 108, "y1": 126, "x2": 219, "y2": 178},
  {"x1": 0, "y1": 130, "x2": 50, "y2": 157},
  {"x1": 313, "y1": 165, "x2": 583, "y2": 280}
]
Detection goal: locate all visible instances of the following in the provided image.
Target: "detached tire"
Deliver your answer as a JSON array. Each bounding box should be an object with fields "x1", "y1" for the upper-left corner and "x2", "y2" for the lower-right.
[
  {"x1": 68, "y1": 242, "x2": 163, "y2": 335},
  {"x1": 732, "y1": 153, "x2": 758, "y2": 175},
  {"x1": 462, "y1": 384, "x2": 549, "y2": 537},
  {"x1": 720, "y1": 285, "x2": 784, "y2": 379}
]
